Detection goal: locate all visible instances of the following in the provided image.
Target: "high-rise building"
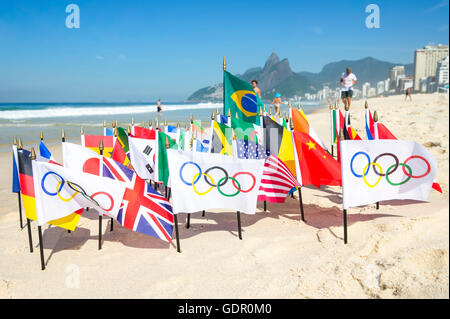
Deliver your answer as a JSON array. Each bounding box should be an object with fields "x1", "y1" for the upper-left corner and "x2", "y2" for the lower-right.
[
  {"x1": 436, "y1": 56, "x2": 449, "y2": 86},
  {"x1": 413, "y1": 44, "x2": 449, "y2": 91},
  {"x1": 376, "y1": 81, "x2": 385, "y2": 95},
  {"x1": 389, "y1": 66, "x2": 405, "y2": 90},
  {"x1": 384, "y1": 79, "x2": 390, "y2": 92},
  {"x1": 368, "y1": 88, "x2": 376, "y2": 97},
  {"x1": 399, "y1": 76, "x2": 414, "y2": 92},
  {"x1": 362, "y1": 82, "x2": 370, "y2": 97}
]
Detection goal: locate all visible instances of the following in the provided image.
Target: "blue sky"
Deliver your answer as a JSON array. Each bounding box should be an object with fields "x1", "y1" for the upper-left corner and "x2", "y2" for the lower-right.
[{"x1": 0, "y1": 0, "x2": 448, "y2": 102}]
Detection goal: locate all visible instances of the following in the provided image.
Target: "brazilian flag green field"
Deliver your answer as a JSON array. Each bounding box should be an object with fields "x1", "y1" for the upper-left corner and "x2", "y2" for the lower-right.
[{"x1": 224, "y1": 71, "x2": 264, "y2": 124}]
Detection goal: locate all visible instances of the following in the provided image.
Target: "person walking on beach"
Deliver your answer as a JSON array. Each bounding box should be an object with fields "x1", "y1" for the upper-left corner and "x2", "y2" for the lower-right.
[
  {"x1": 271, "y1": 92, "x2": 282, "y2": 119},
  {"x1": 156, "y1": 99, "x2": 163, "y2": 122},
  {"x1": 405, "y1": 87, "x2": 412, "y2": 101},
  {"x1": 340, "y1": 67, "x2": 357, "y2": 109},
  {"x1": 251, "y1": 80, "x2": 261, "y2": 98}
]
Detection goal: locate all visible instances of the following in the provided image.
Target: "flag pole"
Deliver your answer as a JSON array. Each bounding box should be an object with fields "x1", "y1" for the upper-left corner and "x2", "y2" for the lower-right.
[
  {"x1": 99, "y1": 135, "x2": 113, "y2": 232},
  {"x1": 186, "y1": 214, "x2": 190, "y2": 229},
  {"x1": 339, "y1": 128, "x2": 348, "y2": 244},
  {"x1": 223, "y1": 56, "x2": 226, "y2": 116},
  {"x1": 286, "y1": 109, "x2": 295, "y2": 199},
  {"x1": 59, "y1": 130, "x2": 73, "y2": 234},
  {"x1": 164, "y1": 131, "x2": 181, "y2": 253},
  {"x1": 259, "y1": 108, "x2": 267, "y2": 212},
  {"x1": 98, "y1": 139, "x2": 104, "y2": 249},
  {"x1": 14, "y1": 136, "x2": 25, "y2": 229},
  {"x1": 329, "y1": 104, "x2": 334, "y2": 157},
  {"x1": 289, "y1": 119, "x2": 306, "y2": 222},
  {"x1": 19, "y1": 139, "x2": 34, "y2": 252},
  {"x1": 237, "y1": 211, "x2": 242, "y2": 240},
  {"x1": 373, "y1": 110, "x2": 380, "y2": 210},
  {"x1": 31, "y1": 148, "x2": 45, "y2": 269},
  {"x1": 174, "y1": 214, "x2": 181, "y2": 253}
]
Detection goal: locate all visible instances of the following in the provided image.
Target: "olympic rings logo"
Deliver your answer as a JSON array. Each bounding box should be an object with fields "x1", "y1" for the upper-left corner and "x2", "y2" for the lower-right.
[
  {"x1": 41, "y1": 171, "x2": 114, "y2": 211},
  {"x1": 179, "y1": 161, "x2": 256, "y2": 197},
  {"x1": 350, "y1": 152, "x2": 431, "y2": 188}
]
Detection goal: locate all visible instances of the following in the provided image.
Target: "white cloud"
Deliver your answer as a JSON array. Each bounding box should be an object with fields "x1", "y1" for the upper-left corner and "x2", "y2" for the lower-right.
[
  {"x1": 95, "y1": 55, "x2": 104, "y2": 60},
  {"x1": 312, "y1": 26, "x2": 323, "y2": 35},
  {"x1": 426, "y1": 0, "x2": 449, "y2": 13},
  {"x1": 437, "y1": 24, "x2": 449, "y2": 32}
]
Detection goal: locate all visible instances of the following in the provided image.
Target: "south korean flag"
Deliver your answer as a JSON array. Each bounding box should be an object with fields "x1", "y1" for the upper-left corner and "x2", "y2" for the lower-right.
[{"x1": 129, "y1": 136, "x2": 157, "y2": 180}]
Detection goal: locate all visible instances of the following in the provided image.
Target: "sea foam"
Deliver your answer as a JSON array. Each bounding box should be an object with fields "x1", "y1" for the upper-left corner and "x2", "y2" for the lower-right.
[{"x1": 0, "y1": 102, "x2": 222, "y2": 120}]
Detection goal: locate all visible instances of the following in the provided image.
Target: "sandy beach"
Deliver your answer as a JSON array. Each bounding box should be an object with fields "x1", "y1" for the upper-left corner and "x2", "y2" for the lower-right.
[{"x1": 0, "y1": 93, "x2": 448, "y2": 299}]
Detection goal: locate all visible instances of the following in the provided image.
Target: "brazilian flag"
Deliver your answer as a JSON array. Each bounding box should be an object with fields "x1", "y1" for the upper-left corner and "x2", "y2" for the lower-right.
[
  {"x1": 224, "y1": 71, "x2": 264, "y2": 124},
  {"x1": 211, "y1": 121, "x2": 233, "y2": 155}
]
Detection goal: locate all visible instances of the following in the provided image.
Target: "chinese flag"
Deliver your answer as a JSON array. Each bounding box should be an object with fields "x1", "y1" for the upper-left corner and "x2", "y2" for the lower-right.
[
  {"x1": 377, "y1": 123, "x2": 397, "y2": 140},
  {"x1": 293, "y1": 131, "x2": 342, "y2": 188}
]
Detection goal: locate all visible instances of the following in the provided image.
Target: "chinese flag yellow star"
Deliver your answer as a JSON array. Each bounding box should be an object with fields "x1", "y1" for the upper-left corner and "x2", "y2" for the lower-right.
[{"x1": 306, "y1": 140, "x2": 316, "y2": 150}]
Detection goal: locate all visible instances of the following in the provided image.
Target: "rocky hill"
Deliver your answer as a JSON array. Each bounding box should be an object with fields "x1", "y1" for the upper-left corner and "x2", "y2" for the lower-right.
[
  {"x1": 187, "y1": 54, "x2": 413, "y2": 102},
  {"x1": 187, "y1": 53, "x2": 318, "y2": 102}
]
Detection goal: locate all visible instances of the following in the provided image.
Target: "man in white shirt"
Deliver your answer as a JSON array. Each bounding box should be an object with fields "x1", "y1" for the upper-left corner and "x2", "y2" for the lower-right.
[{"x1": 340, "y1": 68, "x2": 357, "y2": 109}]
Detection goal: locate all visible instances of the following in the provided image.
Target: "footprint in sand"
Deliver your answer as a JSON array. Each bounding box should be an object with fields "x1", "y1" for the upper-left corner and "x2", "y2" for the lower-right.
[
  {"x1": 0, "y1": 279, "x2": 13, "y2": 299},
  {"x1": 316, "y1": 229, "x2": 336, "y2": 244}
]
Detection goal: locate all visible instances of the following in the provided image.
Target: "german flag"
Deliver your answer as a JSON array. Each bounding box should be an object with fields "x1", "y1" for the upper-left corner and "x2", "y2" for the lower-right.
[{"x1": 17, "y1": 150, "x2": 82, "y2": 231}]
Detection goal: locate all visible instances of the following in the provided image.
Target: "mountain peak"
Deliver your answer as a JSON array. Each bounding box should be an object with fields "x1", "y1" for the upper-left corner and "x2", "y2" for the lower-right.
[{"x1": 264, "y1": 53, "x2": 280, "y2": 71}]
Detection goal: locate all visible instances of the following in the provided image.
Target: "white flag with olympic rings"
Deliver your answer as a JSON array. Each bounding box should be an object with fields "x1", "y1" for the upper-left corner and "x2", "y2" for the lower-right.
[
  {"x1": 167, "y1": 149, "x2": 265, "y2": 214},
  {"x1": 32, "y1": 160, "x2": 127, "y2": 226},
  {"x1": 341, "y1": 140, "x2": 437, "y2": 209}
]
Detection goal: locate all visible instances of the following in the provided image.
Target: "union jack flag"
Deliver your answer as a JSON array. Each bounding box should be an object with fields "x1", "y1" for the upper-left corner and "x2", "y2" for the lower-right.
[{"x1": 101, "y1": 156, "x2": 174, "y2": 242}]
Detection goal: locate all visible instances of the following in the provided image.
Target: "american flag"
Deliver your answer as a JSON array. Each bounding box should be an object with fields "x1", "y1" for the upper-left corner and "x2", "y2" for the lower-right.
[
  {"x1": 257, "y1": 154, "x2": 300, "y2": 203},
  {"x1": 235, "y1": 138, "x2": 269, "y2": 159},
  {"x1": 235, "y1": 139, "x2": 300, "y2": 203},
  {"x1": 102, "y1": 156, "x2": 174, "y2": 242}
]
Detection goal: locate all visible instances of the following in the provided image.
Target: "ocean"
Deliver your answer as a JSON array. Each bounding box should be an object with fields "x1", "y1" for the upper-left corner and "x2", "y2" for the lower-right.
[{"x1": 0, "y1": 101, "x2": 324, "y2": 151}]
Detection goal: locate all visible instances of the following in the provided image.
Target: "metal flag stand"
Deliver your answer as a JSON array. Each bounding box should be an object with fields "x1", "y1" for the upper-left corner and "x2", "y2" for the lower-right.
[
  {"x1": 330, "y1": 104, "x2": 335, "y2": 157},
  {"x1": 259, "y1": 107, "x2": 267, "y2": 212},
  {"x1": 14, "y1": 136, "x2": 25, "y2": 229},
  {"x1": 31, "y1": 148, "x2": 45, "y2": 269},
  {"x1": 288, "y1": 118, "x2": 306, "y2": 223},
  {"x1": 98, "y1": 138, "x2": 104, "y2": 250},
  {"x1": 237, "y1": 211, "x2": 242, "y2": 240},
  {"x1": 338, "y1": 128, "x2": 348, "y2": 244},
  {"x1": 373, "y1": 109, "x2": 380, "y2": 210},
  {"x1": 60, "y1": 129, "x2": 72, "y2": 234}
]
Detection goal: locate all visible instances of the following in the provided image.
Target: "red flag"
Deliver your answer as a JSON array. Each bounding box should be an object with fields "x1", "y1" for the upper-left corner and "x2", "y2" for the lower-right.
[
  {"x1": 293, "y1": 131, "x2": 342, "y2": 188},
  {"x1": 132, "y1": 127, "x2": 156, "y2": 140},
  {"x1": 377, "y1": 123, "x2": 397, "y2": 140}
]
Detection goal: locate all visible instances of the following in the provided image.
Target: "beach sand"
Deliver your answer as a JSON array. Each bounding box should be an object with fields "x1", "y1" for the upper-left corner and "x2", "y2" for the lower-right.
[{"x1": 0, "y1": 93, "x2": 448, "y2": 298}]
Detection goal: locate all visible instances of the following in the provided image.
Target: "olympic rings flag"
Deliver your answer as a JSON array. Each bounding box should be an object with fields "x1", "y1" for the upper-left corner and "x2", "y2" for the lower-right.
[
  {"x1": 32, "y1": 160, "x2": 127, "y2": 226},
  {"x1": 167, "y1": 149, "x2": 265, "y2": 214},
  {"x1": 340, "y1": 140, "x2": 438, "y2": 209}
]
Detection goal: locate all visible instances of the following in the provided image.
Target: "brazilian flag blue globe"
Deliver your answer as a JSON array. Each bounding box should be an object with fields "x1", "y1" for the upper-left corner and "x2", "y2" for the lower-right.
[{"x1": 224, "y1": 71, "x2": 264, "y2": 124}]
